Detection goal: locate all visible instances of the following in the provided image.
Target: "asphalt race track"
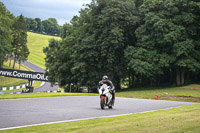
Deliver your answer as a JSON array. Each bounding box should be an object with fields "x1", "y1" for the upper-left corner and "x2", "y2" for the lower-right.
[
  {"x1": 10, "y1": 60, "x2": 59, "y2": 93},
  {"x1": 22, "y1": 61, "x2": 45, "y2": 73},
  {"x1": 0, "y1": 96, "x2": 196, "y2": 130}
]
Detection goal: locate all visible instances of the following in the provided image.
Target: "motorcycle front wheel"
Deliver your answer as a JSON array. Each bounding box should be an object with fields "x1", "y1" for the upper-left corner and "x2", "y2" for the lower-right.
[{"x1": 100, "y1": 97, "x2": 105, "y2": 109}]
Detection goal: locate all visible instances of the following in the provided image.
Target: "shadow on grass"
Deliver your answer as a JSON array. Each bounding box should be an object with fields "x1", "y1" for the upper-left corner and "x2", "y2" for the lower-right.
[{"x1": 160, "y1": 95, "x2": 200, "y2": 102}]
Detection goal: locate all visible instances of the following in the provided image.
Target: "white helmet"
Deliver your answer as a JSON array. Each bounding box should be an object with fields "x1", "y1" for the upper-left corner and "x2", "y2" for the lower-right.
[{"x1": 102, "y1": 76, "x2": 108, "y2": 80}]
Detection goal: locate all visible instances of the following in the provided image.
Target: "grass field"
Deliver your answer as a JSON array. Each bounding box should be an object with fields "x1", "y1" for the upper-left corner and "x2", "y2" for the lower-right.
[
  {"x1": 0, "y1": 93, "x2": 98, "y2": 99},
  {"x1": 1, "y1": 104, "x2": 199, "y2": 133},
  {"x1": 27, "y1": 32, "x2": 60, "y2": 69}
]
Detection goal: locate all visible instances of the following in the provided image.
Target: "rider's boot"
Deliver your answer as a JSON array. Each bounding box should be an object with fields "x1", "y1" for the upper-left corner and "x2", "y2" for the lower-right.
[{"x1": 112, "y1": 91, "x2": 115, "y2": 106}]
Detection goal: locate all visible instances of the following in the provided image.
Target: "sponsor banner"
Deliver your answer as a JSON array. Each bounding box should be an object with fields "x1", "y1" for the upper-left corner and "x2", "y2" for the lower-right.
[{"x1": 0, "y1": 68, "x2": 48, "y2": 81}]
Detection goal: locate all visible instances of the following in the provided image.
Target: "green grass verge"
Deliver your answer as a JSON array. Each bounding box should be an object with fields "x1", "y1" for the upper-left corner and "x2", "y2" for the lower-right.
[
  {"x1": 27, "y1": 32, "x2": 60, "y2": 69},
  {"x1": 0, "y1": 77, "x2": 27, "y2": 88},
  {"x1": 0, "y1": 60, "x2": 42, "y2": 90},
  {"x1": 1, "y1": 104, "x2": 199, "y2": 133},
  {"x1": 116, "y1": 85, "x2": 200, "y2": 102},
  {"x1": 32, "y1": 81, "x2": 43, "y2": 88},
  {"x1": 0, "y1": 93, "x2": 98, "y2": 99},
  {"x1": 0, "y1": 81, "x2": 43, "y2": 93},
  {"x1": 0, "y1": 60, "x2": 30, "y2": 87}
]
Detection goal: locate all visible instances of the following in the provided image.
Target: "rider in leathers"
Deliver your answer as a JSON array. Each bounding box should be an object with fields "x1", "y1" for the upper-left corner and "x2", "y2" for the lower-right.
[{"x1": 98, "y1": 76, "x2": 115, "y2": 104}]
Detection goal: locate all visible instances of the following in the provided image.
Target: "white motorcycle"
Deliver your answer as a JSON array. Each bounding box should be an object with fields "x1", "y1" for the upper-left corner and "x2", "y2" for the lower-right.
[{"x1": 98, "y1": 84, "x2": 114, "y2": 109}]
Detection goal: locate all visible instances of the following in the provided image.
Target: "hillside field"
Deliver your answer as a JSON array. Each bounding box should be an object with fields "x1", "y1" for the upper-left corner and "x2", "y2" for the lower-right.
[
  {"x1": 0, "y1": 32, "x2": 59, "y2": 87},
  {"x1": 27, "y1": 32, "x2": 60, "y2": 69}
]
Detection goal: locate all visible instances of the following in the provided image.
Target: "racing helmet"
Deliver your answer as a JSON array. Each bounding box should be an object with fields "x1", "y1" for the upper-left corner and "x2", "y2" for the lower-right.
[{"x1": 102, "y1": 75, "x2": 108, "y2": 80}]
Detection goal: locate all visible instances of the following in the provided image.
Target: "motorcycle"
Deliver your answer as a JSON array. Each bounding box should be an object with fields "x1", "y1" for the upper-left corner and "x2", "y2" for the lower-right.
[{"x1": 98, "y1": 84, "x2": 114, "y2": 109}]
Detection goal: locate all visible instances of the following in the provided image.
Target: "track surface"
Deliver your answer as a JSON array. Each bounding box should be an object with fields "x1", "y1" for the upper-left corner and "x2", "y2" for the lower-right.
[
  {"x1": 12, "y1": 60, "x2": 59, "y2": 93},
  {"x1": 0, "y1": 96, "x2": 196, "y2": 130}
]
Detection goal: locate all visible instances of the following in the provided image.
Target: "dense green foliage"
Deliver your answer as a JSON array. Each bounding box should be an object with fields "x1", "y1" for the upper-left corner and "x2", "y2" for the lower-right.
[
  {"x1": 0, "y1": 2, "x2": 13, "y2": 67},
  {"x1": 44, "y1": 0, "x2": 200, "y2": 91},
  {"x1": 44, "y1": 0, "x2": 139, "y2": 91},
  {"x1": 126, "y1": 0, "x2": 200, "y2": 86},
  {"x1": 0, "y1": 2, "x2": 29, "y2": 69},
  {"x1": 43, "y1": 39, "x2": 61, "y2": 83},
  {"x1": 25, "y1": 17, "x2": 62, "y2": 36},
  {"x1": 11, "y1": 14, "x2": 29, "y2": 69}
]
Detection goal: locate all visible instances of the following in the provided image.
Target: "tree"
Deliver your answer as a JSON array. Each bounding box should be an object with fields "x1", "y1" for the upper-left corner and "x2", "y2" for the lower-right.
[
  {"x1": 60, "y1": 23, "x2": 69, "y2": 39},
  {"x1": 44, "y1": 15, "x2": 83, "y2": 90},
  {"x1": 44, "y1": 0, "x2": 200, "y2": 90},
  {"x1": 44, "y1": 8, "x2": 93, "y2": 91},
  {"x1": 85, "y1": 0, "x2": 139, "y2": 89},
  {"x1": 43, "y1": 39, "x2": 61, "y2": 84},
  {"x1": 0, "y1": 2, "x2": 13, "y2": 67},
  {"x1": 12, "y1": 14, "x2": 29, "y2": 69},
  {"x1": 42, "y1": 18, "x2": 61, "y2": 36},
  {"x1": 126, "y1": 0, "x2": 200, "y2": 86},
  {"x1": 44, "y1": 0, "x2": 139, "y2": 91},
  {"x1": 35, "y1": 18, "x2": 43, "y2": 33},
  {"x1": 25, "y1": 17, "x2": 62, "y2": 36},
  {"x1": 27, "y1": 18, "x2": 37, "y2": 31}
]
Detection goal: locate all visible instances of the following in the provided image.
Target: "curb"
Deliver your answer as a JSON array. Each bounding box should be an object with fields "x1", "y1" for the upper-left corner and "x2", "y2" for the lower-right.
[{"x1": 0, "y1": 81, "x2": 35, "y2": 91}]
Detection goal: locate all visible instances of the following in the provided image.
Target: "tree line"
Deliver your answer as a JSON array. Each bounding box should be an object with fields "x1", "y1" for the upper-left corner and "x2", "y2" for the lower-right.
[
  {"x1": 0, "y1": 2, "x2": 29, "y2": 69},
  {"x1": 43, "y1": 0, "x2": 199, "y2": 92},
  {"x1": 25, "y1": 17, "x2": 62, "y2": 36}
]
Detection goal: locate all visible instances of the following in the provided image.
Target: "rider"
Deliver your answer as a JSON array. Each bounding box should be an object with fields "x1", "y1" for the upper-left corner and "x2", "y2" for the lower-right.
[{"x1": 99, "y1": 76, "x2": 115, "y2": 104}]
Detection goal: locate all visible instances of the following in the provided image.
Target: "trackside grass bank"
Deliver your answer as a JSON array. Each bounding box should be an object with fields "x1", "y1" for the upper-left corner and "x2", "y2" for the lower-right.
[
  {"x1": 0, "y1": 60, "x2": 30, "y2": 87},
  {"x1": 1, "y1": 104, "x2": 199, "y2": 133},
  {"x1": 0, "y1": 81, "x2": 42, "y2": 93},
  {"x1": 27, "y1": 32, "x2": 60, "y2": 69},
  {"x1": 0, "y1": 60, "x2": 42, "y2": 89},
  {"x1": 116, "y1": 84, "x2": 200, "y2": 103},
  {"x1": 0, "y1": 93, "x2": 98, "y2": 99}
]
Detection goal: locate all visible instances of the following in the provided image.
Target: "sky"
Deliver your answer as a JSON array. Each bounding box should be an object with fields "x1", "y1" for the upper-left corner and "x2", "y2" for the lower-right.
[{"x1": 1, "y1": 0, "x2": 91, "y2": 25}]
